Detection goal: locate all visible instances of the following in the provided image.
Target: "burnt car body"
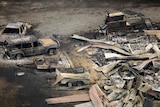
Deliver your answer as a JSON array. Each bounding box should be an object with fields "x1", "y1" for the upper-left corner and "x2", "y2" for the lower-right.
[
  {"x1": 0, "y1": 22, "x2": 32, "y2": 44},
  {"x1": 98, "y1": 12, "x2": 153, "y2": 34},
  {"x1": 2, "y1": 35, "x2": 60, "y2": 59}
]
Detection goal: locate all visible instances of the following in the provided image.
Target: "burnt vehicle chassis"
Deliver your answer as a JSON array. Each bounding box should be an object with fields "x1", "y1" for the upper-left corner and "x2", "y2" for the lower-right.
[
  {"x1": 2, "y1": 35, "x2": 60, "y2": 59},
  {"x1": 98, "y1": 12, "x2": 153, "y2": 36}
]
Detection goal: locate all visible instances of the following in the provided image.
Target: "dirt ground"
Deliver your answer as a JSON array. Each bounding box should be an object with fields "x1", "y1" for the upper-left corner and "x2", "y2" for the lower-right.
[{"x1": 0, "y1": 0, "x2": 160, "y2": 107}]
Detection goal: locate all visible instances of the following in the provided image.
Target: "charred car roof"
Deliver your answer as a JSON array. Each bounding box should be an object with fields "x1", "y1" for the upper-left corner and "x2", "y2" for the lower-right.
[
  {"x1": 108, "y1": 12, "x2": 124, "y2": 17},
  {"x1": 5, "y1": 22, "x2": 24, "y2": 29},
  {"x1": 5, "y1": 35, "x2": 37, "y2": 45}
]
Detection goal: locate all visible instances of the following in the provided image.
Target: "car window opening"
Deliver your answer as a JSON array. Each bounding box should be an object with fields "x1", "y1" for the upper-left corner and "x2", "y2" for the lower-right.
[
  {"x1": 3, "y1": 28, "x2": 19, "y2": 34},
  {"x1": 22, "y1": 43, "x2": 32, "y2": 48}
]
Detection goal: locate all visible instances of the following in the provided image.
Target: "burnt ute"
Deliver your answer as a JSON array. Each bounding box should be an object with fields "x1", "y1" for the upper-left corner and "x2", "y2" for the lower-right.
[
  {"x1": 2, "y1": 35, "x2": 60, "y2": 59},
  {"x1": 0, "y1": 22, "x2": 32, "y2": 44}
]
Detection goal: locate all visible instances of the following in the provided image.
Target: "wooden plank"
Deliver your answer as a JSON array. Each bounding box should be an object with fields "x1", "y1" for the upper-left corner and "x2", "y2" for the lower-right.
[
  {"x1": 37, "y1": 63, "x2": 63, "y2": 69},
  {"x1": 52, "y1": 69, "x2": 64, "y2": 86},
  {"x1": 104, "y1": 52, "x2": 157, "y2": 60},
  {"x1": 153, "y1": 44, "x2": 160, "y2": 59},
  {"x1": 89, "y1": 84, "x2": 115, "y2": 107},
  {"x1": 53, "y1": 69, "x2": 90, "y2": 86},
  {"x1": 71, "y1": 34, "x2": 91, "y2": 41},
  {"x1": 58, "y1": 72, "x2": 90, "y2": 79},
  {"x1": 144, "y1": 30, "x2": 160, "y2": 34},
  {"x1": 74, "y1": 102, "x2": 94, "y2": 107},
  {"x1": 96, "y1": 61, "x2": 120, "y2": 74},
  {"x1": 89, "y1": 84, "x2": 104, "y2": 107},
  {"x1": 133, "y1": 58, "x2": 160, "y2": 70},
  {"x1": 71, "y1": 34, "x2": 115, "y2": 45},
  {"x1": 144, "y1": 30, "x2": 160, "y2": 40},
  {"x1": 77, "y1": 45, "x2": 91, "y2": 52},
  {"x1": 62, "y1": 50, "x2": 74, "y2": 68},
  {"x1": 46, "y1": 94, "x2": 90, "y2": 104},
  {"x1": 104, "y1": 53, "x2": 122, "y2": 59},
  {"x1": 92, "y1": 44, "x2": 132, "y2": 56}
]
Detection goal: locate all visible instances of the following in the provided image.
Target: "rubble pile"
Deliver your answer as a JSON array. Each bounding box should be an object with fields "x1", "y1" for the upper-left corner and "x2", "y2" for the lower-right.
[
  {"x1": 45, "y1": 12, "x2": 160, "y2": 106},
  {"x1": 70, "y1": 31, "x2": 160, "y2": 106}
]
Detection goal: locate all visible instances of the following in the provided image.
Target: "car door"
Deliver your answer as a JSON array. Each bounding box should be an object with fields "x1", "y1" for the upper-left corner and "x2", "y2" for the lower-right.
[
  {"x1": 21, "y1": 42, "x2": 33, "y2": 56},
  {"x1": 32, "y1": 41, "x2": 44, "y2": 55},
  {"x1": 19, "y1": 24, "x2": 26, "y2": 36}
]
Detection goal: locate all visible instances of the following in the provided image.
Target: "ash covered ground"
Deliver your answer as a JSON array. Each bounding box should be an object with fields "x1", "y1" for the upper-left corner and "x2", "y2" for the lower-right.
[{"x1": 0, "y1": 0, "x2": 160, "y2": 107}]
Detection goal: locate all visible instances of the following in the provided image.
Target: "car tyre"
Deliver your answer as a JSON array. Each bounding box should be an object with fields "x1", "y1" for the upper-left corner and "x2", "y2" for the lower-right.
[
  {"x1": 2, "y1": 54, "x2": 7, "y2": 60},
  {"x1": 67, "y1": 82, "x2": 73, "y2": 87},
  {"x1": 15, "y1": 54, "x2": 23, "y2": 60},
  {"x1": 76, "y1": 81, "x2": 84, "y2": 86},
  {"x1": 48, "y1": 48, "x2": 57, "y2": 55}
]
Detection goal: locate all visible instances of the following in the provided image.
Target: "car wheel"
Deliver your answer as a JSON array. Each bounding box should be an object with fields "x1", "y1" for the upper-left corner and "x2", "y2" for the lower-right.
[
  {"x1": 76, "y1": 81, "x2": 84, "y2": 86},
  {"x1": 67, "y1": 82, "x2": 73, "y2": 87},
  {"x1": 2, "y1": 54, "x2": 7, "y2": 60},
  {"x1": 48, "y1": 48, "x2": 56, "y2": 55},
  {"x1": 15, "y1": 54, "x2": 23, "y2": 60},
  {"x1": 35, "y1": 58, "x2": 45, "y2": 65}
]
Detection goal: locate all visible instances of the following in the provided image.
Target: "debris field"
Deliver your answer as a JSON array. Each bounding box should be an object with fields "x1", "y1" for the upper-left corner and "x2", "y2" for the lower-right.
[
  {"x1": 0, "y1": 1, "x2": 160, "y2": 107},
  {"x1": 44, "y1": 12, "x2": 160, "y2": 107}
]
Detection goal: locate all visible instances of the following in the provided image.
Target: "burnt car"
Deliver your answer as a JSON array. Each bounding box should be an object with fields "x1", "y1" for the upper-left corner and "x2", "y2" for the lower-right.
[
  {"x1": 2, "y1": 35, "x2": 60, "y2": 59},
  {"x1": 0, "y1": 22, "x2": 32, "y2": 44},
  {"x1": 98, "y1": 12, "x2": 153, "y2": 35}
]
